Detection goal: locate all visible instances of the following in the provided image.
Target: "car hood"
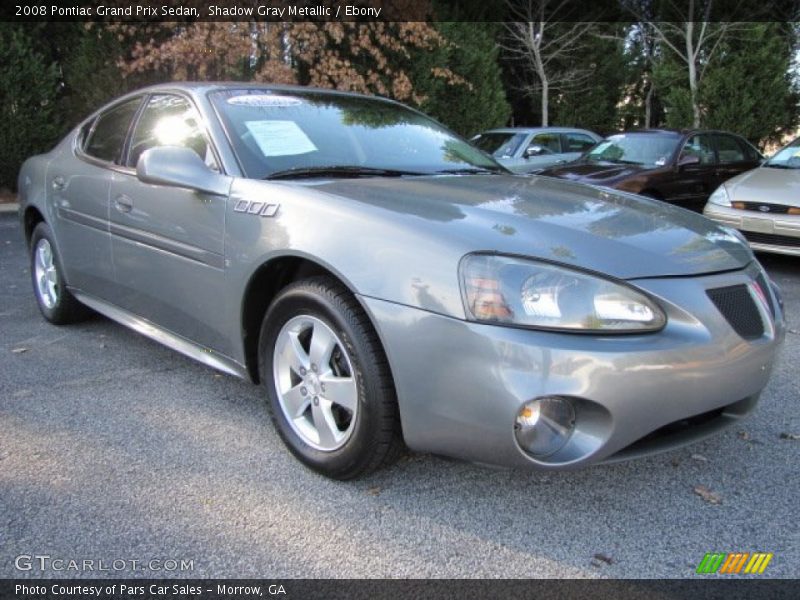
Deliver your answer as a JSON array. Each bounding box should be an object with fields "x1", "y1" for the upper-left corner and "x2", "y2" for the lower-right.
[
  {"x1": 539, "y1": 161, "x2": 650, "y2": 184},
  {"x1": 307, "y1": 174, "x2": 751, "y2": 279},
  {"x1": 724, "y1": 166, "x2": 800, "y2": 207}
]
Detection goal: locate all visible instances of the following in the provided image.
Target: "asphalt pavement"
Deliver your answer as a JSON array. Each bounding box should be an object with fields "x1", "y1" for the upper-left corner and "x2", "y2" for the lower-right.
[{"x1": 1, "y1": 211, "x2": 798, "y2": 578}]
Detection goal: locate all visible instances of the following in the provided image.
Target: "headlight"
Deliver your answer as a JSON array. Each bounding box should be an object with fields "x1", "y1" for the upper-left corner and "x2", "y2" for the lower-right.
[
  {"x1": 460, "y1": 254, "x2": 666, "y2": 332},
  {"x1": 707, "y1": 185, "x2": 731, "y2": 207}
]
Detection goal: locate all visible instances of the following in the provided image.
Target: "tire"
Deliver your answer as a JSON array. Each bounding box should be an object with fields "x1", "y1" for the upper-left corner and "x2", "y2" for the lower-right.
[
  {"x1": 259, "y1": 276, "x2": 403, "y2": 479},
  {"x1": 29, "y1": 222, "x2": 90, "y2": 325}
]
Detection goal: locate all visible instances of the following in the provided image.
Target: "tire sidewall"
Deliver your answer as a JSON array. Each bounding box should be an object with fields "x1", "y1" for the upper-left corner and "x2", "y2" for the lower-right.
[
  {"x1": 259, "y1": 284, "x2": 384, "y2": 477},
  {"x1": 30, "y1": 222, "x2": 67, "y2": 323}
]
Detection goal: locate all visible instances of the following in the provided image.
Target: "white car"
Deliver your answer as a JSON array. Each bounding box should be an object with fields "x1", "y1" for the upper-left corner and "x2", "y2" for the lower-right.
[{"x1": 705, "y1": 137, "x2": 800, "y2": 256}]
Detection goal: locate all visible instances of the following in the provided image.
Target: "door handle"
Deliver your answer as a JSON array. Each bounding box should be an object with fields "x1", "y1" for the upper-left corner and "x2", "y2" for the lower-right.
[
  {"x1": 114, "y1": 194, "x2": 133, "y2": 213},
  {"x1": 52, "y1": 176, "x2": 65, "y2": 191}
]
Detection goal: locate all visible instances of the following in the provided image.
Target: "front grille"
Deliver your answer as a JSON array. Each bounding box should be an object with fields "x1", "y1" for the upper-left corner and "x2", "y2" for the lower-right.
[
  {"x1": 738, "y1": 202, "x2": 791, "y2": 214},
  {"x1": 742, "y1": 231, "x2": 800, "y2": 248},
  {"x1": 707, "y1": 285, "x2": 764, "y2": 340}
]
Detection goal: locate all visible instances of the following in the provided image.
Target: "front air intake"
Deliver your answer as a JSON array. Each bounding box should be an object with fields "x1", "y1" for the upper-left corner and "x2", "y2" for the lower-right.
[{"x1": 706, "y1": 284, "x2": 764, "y2": 341}]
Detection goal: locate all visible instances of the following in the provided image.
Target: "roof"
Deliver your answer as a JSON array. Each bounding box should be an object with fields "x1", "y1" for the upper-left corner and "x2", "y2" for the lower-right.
[{"x1": 480, "y1": 127, "x2": 599, "y2": 135}]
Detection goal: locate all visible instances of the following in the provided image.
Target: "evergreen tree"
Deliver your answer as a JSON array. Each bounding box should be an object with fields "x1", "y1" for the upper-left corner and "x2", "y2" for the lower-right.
[
  {"x1": 0, "y1": 24, "x2": 62, "y2": 190},
  {"x1": 700, "y1": 22, "x2": 798, "y2": 147},
  {"x1": 411, "y1": 20, "x2": 511, "y2": 137}
]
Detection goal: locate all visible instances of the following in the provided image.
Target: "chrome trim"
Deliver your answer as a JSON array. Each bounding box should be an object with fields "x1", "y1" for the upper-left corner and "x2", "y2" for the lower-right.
[{"x1": 71, "y1": 290, "x2": 248, "y2": 379}]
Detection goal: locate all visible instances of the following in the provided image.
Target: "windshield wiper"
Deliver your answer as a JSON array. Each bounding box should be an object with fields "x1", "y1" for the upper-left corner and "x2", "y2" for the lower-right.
[
  {"x1": 764, "y1": 163, "x2": 795, "y2": 169},
  {"x1": 264, "y1": 165, "x2": 425, "y2": 180}
]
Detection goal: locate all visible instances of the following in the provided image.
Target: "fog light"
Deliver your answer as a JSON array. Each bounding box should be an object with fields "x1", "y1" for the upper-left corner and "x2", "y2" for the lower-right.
[{"x1": 515, "y1": 397, "x2": 576, "y2": 457}]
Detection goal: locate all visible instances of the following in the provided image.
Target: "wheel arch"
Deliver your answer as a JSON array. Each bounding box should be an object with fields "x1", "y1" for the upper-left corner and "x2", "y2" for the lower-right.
[
  {"x1": 23, "y1": 206, "x2": 46, "y2": 248},
  {"x1": 240, "y1": 254, "x2": 396, "y2": 390}
]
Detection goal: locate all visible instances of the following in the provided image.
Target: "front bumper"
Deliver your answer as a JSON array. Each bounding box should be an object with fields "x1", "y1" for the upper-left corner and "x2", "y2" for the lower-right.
[
  {"x1": 360, "y1": 262, "x2": 784, "y2": 470},
  {"x1": 705, "y1": 204, "x2": 800, "y2": 256}
]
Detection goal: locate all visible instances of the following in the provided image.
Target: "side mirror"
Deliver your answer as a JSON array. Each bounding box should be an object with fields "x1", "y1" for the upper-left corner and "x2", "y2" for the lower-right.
[
  {"x1": 136, "y1": 146, "x2": 231, "y2": 196},
  {"x1": 677, "y1": 154, "x2": 701, "y2": 168},
  {"x1": 525, "y1": 145, "x2": 545, "y2": 158}
]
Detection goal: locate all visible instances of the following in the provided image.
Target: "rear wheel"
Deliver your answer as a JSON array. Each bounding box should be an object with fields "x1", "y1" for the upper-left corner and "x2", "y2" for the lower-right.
[
  {"x1": 29, "y1": 222, "x2": 89, "y2": 324},
  {"x1": 259, "y1": 276, "x2": 402, "y2": 479}
]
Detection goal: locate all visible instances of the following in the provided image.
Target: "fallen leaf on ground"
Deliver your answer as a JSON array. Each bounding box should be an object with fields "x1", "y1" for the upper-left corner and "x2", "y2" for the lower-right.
[
  {"x1": 693, "y1": 485, "x2": 722, "y2": 505},
  {"x1": 11, "y1": 347, "x2": 27, "y2": 354},
  {"x1": 691, "y1": 454, "x2": 708, "y2": 462},
  {"x1": 779, "y1": 432, "x2": 800, "y2": 441},
  {"x1": 738, "y1": 430, "x2": 751, "y2": 441},
  {"x1": 593, "y1": 553, "x2": 614, "y2": 565},
  {"x1": 366, "y1": 487, "x2": 381, "y2": 496}
]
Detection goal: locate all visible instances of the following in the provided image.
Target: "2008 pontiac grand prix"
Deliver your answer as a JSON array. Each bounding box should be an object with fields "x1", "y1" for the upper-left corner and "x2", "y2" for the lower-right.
[{"x1": 18, "y1": 83, "x2": 785, "y2": 479}]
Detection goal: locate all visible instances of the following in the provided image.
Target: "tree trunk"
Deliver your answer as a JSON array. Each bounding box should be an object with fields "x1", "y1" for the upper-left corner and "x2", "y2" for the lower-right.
[
  {"x1": 645, "y1": 79, "x2": 653, "y2": 128},
  {"x1": 686, "y1": 19, "x2": 701, "y2": 128},
  {"x1": 541, "y1": 78, "x2": 549, "y2": 126}
]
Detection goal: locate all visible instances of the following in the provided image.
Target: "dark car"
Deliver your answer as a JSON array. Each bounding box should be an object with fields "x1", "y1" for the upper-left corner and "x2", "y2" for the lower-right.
[{"x1": 539, "y1": 129, "x2": 763, "y2": 212}]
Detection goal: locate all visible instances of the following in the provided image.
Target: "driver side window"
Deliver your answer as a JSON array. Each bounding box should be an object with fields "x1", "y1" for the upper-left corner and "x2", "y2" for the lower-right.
[
  {"x1": 681, "y1": 135, "x2": 715, "y2": 165},
  {"x1": 127, "y1": 94, "x2": 219, "y2": 171}
]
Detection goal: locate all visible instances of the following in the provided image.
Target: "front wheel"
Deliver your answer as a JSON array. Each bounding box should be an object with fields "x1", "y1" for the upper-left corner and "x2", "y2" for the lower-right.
[{"x1": 259, "y1": 277, "x2": 402, "y2": 479}]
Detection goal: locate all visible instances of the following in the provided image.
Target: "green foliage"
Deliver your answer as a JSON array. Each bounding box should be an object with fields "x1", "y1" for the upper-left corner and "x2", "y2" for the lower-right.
[
  {"x1": 700, "y1": 23, "x2": 798, "y2": 147},
  {"x1": 411, "y1": 18, "x2": 510, "y2": 137},
  {"x1": 550, "y1": 24, "x2": 630, "y2": 134},
  {"x1": 0, "y1": 24, "x2": 62, "y2": 190}
]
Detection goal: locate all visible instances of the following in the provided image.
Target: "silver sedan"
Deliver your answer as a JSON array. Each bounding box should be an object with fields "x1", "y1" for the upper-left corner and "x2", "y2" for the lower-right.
[{"x1": 18, "y1": 83, "x2": 785, "y2": 479}]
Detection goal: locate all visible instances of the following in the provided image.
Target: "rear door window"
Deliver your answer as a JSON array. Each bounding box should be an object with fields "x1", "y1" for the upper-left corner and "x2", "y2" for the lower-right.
[
  {"x1": 83, "y1": 98, "x2": 143, "y2": 164},
  {"x1": 713, "y1": 134, "x2": 747, "y2": 164},
  {"x1": 562, "y1": 132, "x2": 596, "y2": 152}
]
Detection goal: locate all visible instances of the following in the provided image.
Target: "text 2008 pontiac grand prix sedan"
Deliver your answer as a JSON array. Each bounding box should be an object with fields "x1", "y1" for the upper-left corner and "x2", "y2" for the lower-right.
[{"x1": 18, "y1": 83, "x2": 785, "y2": 479}]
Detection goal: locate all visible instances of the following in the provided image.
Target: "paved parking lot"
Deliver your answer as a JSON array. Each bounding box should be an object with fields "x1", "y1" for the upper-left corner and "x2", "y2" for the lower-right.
[{"x1": 1, "y1": 211, "x2": 798, "y2": 578}]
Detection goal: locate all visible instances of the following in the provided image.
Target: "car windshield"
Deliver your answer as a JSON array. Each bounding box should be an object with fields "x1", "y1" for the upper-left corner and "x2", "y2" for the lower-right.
[
  {"x1": 585, "y1": 134, "x2": 679, "y2": 167},
  {"x1": 471, "y1": 132, "x2": 528, "y2": 158},
  {"x1": 765, "y1": 137, "x2": 800, "y2": 169},
  {"x1": 209, "y1": 89, "x2": 503, "y2": 179}
]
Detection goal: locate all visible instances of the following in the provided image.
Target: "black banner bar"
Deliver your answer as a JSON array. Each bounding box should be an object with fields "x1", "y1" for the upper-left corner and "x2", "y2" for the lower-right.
[
  {"x1": 2, "y1": 579, "x2": 800, "y2": 600},
  {"x1": 2, "y1": 0, "x2": 799, "y2": 23}
]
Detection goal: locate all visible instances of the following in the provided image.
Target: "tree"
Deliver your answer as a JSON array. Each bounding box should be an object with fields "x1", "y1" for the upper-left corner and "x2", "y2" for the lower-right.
[
  {"x1": 501, "y1": 0, "x2": 596, "y2": 126},
  {"x1": 549, "y1": 22, "x2": 629, "y2": 133},
  {"x1": 700, "y1": 22, "x2": 799, "y2": 146},
  {"x1": 410, "y1": 14, "x2": 511, "y2": 136},
  {"x1": 625, "y1": 0, "x2": 744, "y2": 127},
  {"x1": 0, "y1": 25, "x2": 62, "y2": 190},
  {"x1": 114, "y1": 21, "x2": 453, "y2": 106}
]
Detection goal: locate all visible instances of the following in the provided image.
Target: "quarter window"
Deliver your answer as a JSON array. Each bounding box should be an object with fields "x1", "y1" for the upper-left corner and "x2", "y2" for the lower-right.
[
  {"x1": 127, "y1": 94, "x2": 218, "y2": 171},
  {"x1": 83, "y1": 98, "x2": 142, "y2": 164}
]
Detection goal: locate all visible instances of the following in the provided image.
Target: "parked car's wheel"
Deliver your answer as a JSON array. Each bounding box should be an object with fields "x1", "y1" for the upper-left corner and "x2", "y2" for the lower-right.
[
  {"x1": 259, "y1": 276, "x2": 402, "y2": 479},
  {"x1": 29, "y1": 222, "x2": 89, "y2": 324}
]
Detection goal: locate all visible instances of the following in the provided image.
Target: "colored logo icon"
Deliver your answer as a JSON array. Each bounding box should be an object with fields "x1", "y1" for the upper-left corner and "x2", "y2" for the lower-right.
[{"x1": 696, "y1": 552, "x2": 773, "y2": 574}]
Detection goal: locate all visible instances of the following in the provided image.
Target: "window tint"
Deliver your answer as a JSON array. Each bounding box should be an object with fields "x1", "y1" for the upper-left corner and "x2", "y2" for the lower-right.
[
  {"x1": 128, "y1": 94, "x2": 218, "y2": 170},
  {"x1": 84, "y1": 98, "x2": 142, "y2": 164},
  {"x1": 562, "y1": 132, "x2": 596, "y2": 152},
  {"x1": 530, "y1": 133, "x2": 561, "y2": 154},
  {"x1": 713, "y1": 134, "x2": 746, "y2": 164},
  {"x1": 735, "y1": 136, "x2": 761, "y2": 162},
  {"x1": 681, "y1": 135, "x2": 716, "y2": 165}
]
